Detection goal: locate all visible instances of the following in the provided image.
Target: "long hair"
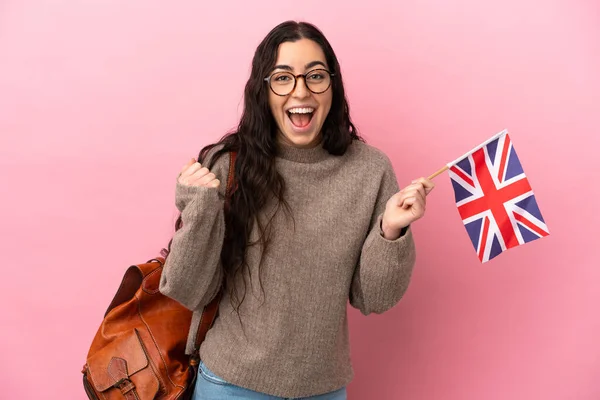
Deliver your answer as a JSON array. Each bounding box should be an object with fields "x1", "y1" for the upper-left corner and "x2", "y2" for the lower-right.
[{"x1": 167, "y1": 21, "x2": 362, "y2": 313}]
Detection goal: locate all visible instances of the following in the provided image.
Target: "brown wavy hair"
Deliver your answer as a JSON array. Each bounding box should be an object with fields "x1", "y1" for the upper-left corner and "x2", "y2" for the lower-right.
[{"x1": 167, "y1": 20, "x2": 362, "y2": 312}]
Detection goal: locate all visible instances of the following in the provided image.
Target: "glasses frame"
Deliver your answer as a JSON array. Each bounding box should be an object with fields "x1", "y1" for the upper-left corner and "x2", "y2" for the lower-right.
[{"x1": 264, "y1": 68, "x2": 335, "y2": 96}]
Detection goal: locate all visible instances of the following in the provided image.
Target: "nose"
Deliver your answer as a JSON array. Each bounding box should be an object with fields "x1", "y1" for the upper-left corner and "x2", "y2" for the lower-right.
[{"x1": 291, "y1": 76, "x2": 310, "y2": 98}]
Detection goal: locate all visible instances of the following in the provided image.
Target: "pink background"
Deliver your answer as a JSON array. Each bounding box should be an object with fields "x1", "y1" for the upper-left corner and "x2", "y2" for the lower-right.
[{"x1": 1, "y1": 0, "x2": 599, "y2": 399}]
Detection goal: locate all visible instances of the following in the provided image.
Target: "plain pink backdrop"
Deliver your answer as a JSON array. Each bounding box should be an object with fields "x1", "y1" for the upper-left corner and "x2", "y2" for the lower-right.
[{"x1": 1, "y1": 1, "x2": 599, "y2": 399}]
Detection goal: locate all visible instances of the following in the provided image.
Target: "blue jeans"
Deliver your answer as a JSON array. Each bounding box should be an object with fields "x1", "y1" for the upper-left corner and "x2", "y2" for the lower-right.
[{"x1": 193, "y1": 360, "x2": 347, "y2": 400}]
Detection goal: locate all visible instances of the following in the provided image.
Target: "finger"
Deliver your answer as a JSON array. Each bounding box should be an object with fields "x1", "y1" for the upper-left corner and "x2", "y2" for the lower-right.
[
  {"x1": 196, "y1": 172, "x2": 217, "y2": 187},
  {"x1": 188, "y1": 173, "x2": 220, "y2": 188},
  {"x1": 402, "y1": 197, "x2": 425, "y2": 217},
  {"x1": 401, "y1": 196, "x2": 417, "y2": 209},
  {"x1": 401, "y1": 182, "x2": 426, "y2": 198},
  {"x1": 179, "y1": 159, "x2": 195, "y2": 181},
  {"x1": 181, "y1": 167, "x2": 210, "y2": 186},
  {"x1": 389, "y1": 190, "x2": 405, "y2": 206},
  {"x1": 401, "y1": 194, "x2": 425, "y2": 210},
  {"x1": 409, "y1": 183, "x2": 427, "y2": 201},
  {"x1": 202, "y1": 177, "x2": 220, "y2": 188},
  {"x1": 391, "y1": 184, "x2": 426, "y2": 207},
  {"x1": 180, "y1": 158, "x2": 197, "y2": 174},
  {"x1": 180, "y1": 161, "x2": 203, "y2": 179},
  {"x1": 398, "y1": 187, "x2": 426, "y2": 208},
  {"x1": 412, "y1": 177, "x2": 435, "y2": 195},
  {"x1": 191, "y1": 167, "x2": 211, "y2": 181},
  {"x1": 392, "y1": 188, "x2": 415, "y2": 208}
]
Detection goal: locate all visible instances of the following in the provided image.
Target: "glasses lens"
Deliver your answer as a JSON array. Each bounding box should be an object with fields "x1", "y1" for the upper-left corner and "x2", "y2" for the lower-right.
[
  {"x1": 305, "y1": 69, "x2": 331, "y2": 94},
  {"x1": 270, "y1": 72, "x2": 295, "y2": 95}
]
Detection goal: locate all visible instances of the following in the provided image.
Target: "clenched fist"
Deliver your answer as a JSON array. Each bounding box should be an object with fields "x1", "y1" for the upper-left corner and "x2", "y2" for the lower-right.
[
  {"x1": 178, "y1": 158, "x2": 220, "y2": 188},
  {"x1": 381, "y1": 177, "x2": 435, "y2": 240}
]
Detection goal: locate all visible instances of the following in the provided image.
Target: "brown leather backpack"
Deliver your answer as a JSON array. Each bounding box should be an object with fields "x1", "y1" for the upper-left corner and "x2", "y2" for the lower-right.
[{"x1": 82, "y1": 152, "x2": 236, "y2": 400}]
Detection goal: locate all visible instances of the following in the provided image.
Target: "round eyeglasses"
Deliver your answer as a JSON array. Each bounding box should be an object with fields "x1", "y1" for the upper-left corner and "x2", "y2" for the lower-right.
[{"x1": 264, "y1": 69, "x2": 334, "y2": 96}]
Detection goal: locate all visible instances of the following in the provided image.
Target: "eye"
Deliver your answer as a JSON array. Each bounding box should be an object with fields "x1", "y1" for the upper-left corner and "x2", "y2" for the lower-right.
[
  {"x1": 274, "y1": 74, "x2": 292, "y2": 82},
  {"x1": 307, "y1": 72, "x2": 325, "y2": 81}
]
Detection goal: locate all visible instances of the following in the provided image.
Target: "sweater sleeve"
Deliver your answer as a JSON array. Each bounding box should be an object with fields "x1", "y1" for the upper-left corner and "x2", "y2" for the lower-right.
[
  {"x1": 349, "y1": 156, "x2": 417, "y2": 315},
  {"x1": 159, "y1": 150, "x2": 230, "y2": 311}
]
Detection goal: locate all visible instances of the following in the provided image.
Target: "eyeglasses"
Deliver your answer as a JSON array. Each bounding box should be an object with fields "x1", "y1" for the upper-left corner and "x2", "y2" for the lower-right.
[{"x1": 264, "y1": 68, "x2": 334, "y2": 96}]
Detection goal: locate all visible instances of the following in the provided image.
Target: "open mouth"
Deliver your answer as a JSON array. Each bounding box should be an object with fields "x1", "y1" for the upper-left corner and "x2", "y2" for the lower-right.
[{"x1": 286, "y1": 107, "x2": 315, "y2": 128}]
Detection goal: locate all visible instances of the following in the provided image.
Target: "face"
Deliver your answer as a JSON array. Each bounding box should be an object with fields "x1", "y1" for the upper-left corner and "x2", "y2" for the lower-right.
[{"x1": 267, "y1": 38, "x2": 333, "y2": 148}]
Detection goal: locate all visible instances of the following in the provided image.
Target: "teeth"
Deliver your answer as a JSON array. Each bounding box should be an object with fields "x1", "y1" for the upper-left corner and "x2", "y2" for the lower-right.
[{"x1": 288, "y1": 107, "x2": 314, "y2": 114}]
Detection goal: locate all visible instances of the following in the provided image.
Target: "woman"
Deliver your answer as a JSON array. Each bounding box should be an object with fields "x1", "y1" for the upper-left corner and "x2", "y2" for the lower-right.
[{"x1": 160, "y1": 20, "x2": 434, "y2": 400}]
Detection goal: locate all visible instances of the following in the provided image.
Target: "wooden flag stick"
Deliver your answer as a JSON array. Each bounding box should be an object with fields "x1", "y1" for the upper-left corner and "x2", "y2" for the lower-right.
[{"x1": 428, "y1": 165, "x2": 449, "y2": 180}]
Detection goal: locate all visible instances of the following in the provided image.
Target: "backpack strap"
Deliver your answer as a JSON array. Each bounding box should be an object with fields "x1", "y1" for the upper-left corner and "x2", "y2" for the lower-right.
[{"x1": 225, "y1": 151, "x2": 237, "y2": 200}]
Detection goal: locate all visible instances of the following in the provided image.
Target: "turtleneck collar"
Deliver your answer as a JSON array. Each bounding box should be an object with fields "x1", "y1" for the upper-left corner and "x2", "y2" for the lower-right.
[{"x1": 276, "y1": 141, "x2": 330, "y2": 163}]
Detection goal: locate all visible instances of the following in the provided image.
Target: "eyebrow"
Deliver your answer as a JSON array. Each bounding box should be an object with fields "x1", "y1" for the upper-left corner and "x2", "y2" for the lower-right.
[{"x1": 273, "y1": 60, "x2": 328, "y2": 72}]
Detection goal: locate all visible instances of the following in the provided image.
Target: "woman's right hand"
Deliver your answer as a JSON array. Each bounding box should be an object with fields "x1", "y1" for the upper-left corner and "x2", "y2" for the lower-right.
[{"x1": 178, "y1": 158, "x2": 220, "y2": 188}]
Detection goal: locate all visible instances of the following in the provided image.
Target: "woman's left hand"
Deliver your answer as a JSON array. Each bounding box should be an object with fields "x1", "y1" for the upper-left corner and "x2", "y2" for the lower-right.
[{"x1": 381, "y1": 177, "x2": 435, "y2": 240}]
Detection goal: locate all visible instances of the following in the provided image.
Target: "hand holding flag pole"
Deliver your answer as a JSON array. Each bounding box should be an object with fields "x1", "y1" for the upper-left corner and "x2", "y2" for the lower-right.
[{"x1": 424, "y1": 129, "x2": 549, "y2": 262}]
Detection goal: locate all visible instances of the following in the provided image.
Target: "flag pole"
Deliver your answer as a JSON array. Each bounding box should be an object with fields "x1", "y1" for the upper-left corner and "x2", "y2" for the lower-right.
[
  {"x1": 428, "y1": 165, "x2": 449, "y2": 180},
  {"x1": 427, "y1": 129, "x2": 508, "y2": 180}
]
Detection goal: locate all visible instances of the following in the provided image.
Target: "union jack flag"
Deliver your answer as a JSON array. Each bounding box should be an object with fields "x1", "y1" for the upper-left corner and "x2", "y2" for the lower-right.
[{"x1": 448, "y1": 130, "x2": 549, "y2": 262}]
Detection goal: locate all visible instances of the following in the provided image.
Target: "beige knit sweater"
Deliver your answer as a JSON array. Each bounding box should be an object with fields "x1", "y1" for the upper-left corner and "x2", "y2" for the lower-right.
[{"x1": 159, "y1": 139, "x2": 417, "y2": 398}]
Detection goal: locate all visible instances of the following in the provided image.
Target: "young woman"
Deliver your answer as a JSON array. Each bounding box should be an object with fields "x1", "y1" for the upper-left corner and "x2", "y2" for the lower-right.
[{"x1": 160, "y1": 20, "x2": 434, "y2": 400}]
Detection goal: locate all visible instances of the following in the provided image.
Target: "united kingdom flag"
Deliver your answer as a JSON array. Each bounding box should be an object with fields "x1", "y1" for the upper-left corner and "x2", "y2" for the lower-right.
[{"x1": 448, "y1": 130, "x2": 549, "y2": 262}]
